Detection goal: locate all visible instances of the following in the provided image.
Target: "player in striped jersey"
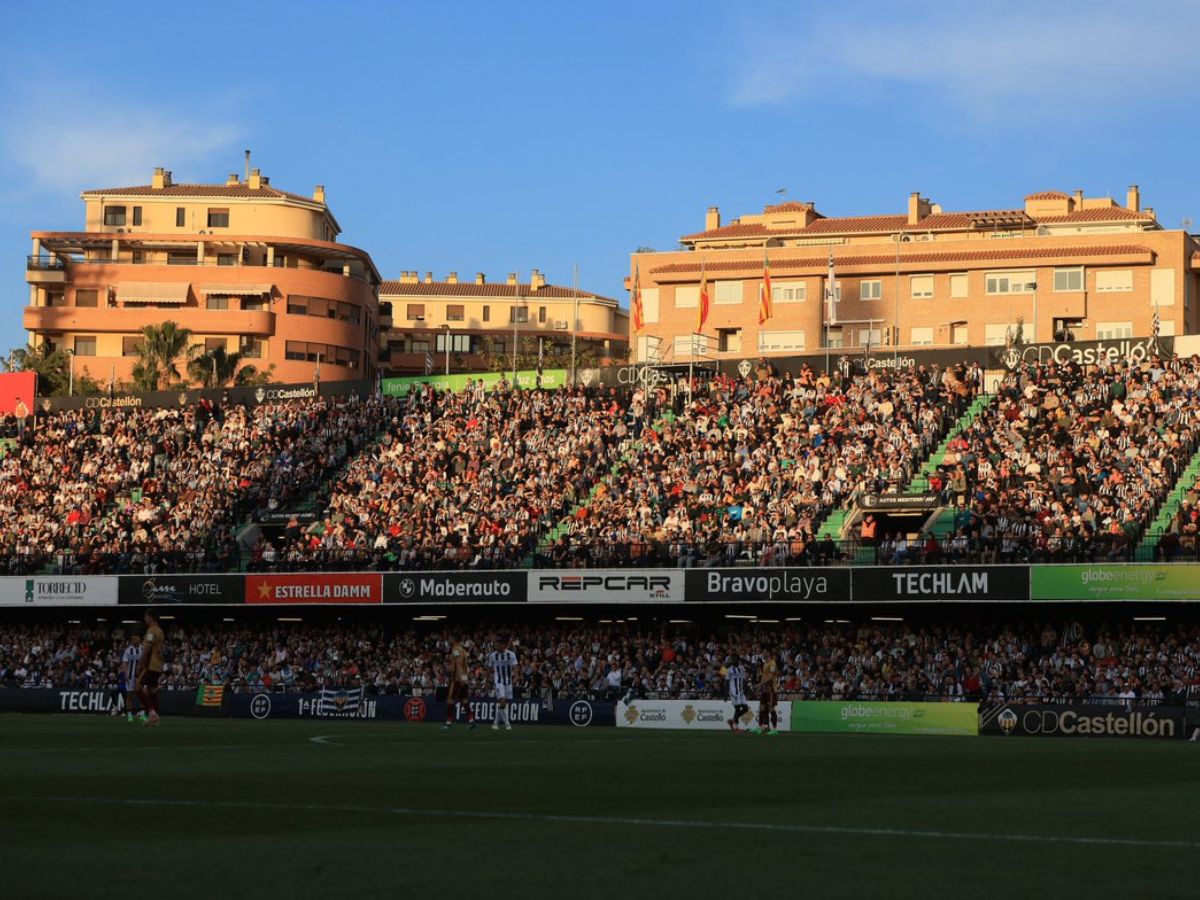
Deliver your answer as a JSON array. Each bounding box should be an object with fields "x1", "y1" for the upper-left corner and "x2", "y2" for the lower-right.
[
  {"x1": 120, "y1": 638, "x2": 144, "y2": 723},
  {"x1": 725, "y1": 655, "x2": 749, "y2": 733},
  {"x1": 487, "y1": 638, "x2": 518, "y2": 731}
]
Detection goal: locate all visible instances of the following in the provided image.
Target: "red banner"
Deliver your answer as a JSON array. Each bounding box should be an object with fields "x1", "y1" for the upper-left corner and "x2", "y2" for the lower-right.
[
  {"x1": 245, "y1": 573, "x2": 382, "y2": 605},
  {"x1": 0, "y1": 372, "x2": 36, "y2": 416}
]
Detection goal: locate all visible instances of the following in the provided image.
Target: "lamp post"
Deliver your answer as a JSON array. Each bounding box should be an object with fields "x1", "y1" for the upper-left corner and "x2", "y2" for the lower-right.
[
  {"x1": 893, "y1": 231, "x2": 910, "y2": 364},
  {"x1": 442, "y1": 324, "x2": 451, "y2": 376},
  {"x1": 66, "y1": 348, "x2": 74, "y2": 397}
]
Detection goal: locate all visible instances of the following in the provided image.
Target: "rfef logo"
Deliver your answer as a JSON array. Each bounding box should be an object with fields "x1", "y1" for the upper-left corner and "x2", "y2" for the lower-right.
[{"x1": 404, "y1": 697, "x2": 427, "y2": 722}]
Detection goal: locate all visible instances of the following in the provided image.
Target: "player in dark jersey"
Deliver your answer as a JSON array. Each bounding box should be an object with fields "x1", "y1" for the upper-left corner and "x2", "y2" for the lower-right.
[
  {"x1": 756, "y1": 651, "x2": 780, "y2": 735},
  {"x1": 443, "y1": 639, "x2": 476, "y2": 730},
  {"x1": 134, "y1": 609, "x2": 165, "y2": 726}
]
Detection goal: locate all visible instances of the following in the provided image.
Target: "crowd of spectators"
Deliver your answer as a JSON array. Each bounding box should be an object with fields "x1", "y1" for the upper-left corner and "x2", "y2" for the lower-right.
[{"x1": 4, "y1": 617, "x2": 1195, "y2": 707}]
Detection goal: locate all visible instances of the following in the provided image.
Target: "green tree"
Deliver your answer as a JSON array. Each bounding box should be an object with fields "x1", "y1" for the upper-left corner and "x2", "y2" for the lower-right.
[
  {"x1": 2, "y1": 343, "x2": 70, "y2": 395},
  {"x1": 188, "y1": 346, "x2": 263, "y2": 388},
  {"x1": 133, "y1": 322, "x2": 196, "y2": 390}
]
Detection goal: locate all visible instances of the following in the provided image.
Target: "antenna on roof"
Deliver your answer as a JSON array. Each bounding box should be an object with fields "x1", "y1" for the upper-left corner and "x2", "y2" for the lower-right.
[
  {"x1": 776, "y1": 188, "x2": 787, "y2": 199},
  {"x1": 244, "y1": 150, "x2": 251, "y2": 183}
]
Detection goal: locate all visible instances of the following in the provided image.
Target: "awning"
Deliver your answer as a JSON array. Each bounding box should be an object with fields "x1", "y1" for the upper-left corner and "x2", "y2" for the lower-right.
[
  {"x1": 200, "y1": 284, "x2": 273, "y2": 296},
  {"x1": 118, "y1": 282, "x2": 190, "y2": 305}
]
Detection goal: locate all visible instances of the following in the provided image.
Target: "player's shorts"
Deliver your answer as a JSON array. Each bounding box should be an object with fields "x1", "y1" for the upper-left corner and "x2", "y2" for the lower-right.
[
  {"x1": 494, "y1": 683, "x2": 513, "y2": 701},
  {"x1": 730, "y1": 694, "x2": 747, "y2": 707},
  {"x1": 141, "y1": 671, "x2": 161, "y2": 689},
  {"x1": 447, "y1": 681, "x2": 469, "y2": 703},
  {"x1": 759, "y1": 689, "x2": 777, "y2": 706}
]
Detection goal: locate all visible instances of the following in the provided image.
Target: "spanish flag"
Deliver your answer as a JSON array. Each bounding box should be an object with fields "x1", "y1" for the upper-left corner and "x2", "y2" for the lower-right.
[
  {"x1": 759, "y1": 248, "x2": 773, "y2": 325},
  {"x1": 632, "y1": 264, "x2": 644, "y2": 332},
  {"x1": 696, "y1": 260, "x2": 710, "y2": 333}
]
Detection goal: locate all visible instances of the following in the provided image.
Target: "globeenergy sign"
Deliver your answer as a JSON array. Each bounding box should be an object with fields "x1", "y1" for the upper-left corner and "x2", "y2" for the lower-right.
[
  {"x1": 1032, "y1": 565, "x2": 1200, "y2": 601},
  {"x1": 790, "y1": 701, "x2": 978, "y2": 736}
]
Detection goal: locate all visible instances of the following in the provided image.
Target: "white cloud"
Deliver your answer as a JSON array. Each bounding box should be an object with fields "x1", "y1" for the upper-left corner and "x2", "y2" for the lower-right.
[{"x1": 726, "y1": 3, "x2": 1200, "y2": 119}]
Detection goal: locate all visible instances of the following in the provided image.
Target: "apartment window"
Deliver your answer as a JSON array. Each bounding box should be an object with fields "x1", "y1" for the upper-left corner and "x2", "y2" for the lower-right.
[
  {"x1": 859, "y1": 280, "x2": 883, "y2": 301},
  {"x1": 207, "y1": 296, "x2": 230, "y2": 310},
  {"x1": 1096, "y1": 321, "x2": 1134, "y2": 339},
  {"x1": 287, "y1": 298, "x2": 308, "y2": 315},
  {"x1": 1053, "y1": 267, "x2": 1084, "y2": 292},
  {"x1": 949, "y1": 273, "x2": 968, "y2": 298},
  {"x1": 286, "y1": 341, "x2": 322, "y2": 362},
  {"x1": 445, "y1": 304, "x2": 464, "y2": 322},
  {"x1": 436, "y1": 334, "x2": 472, "y2": 353},
  {"x1": 1096, "y1": 270, "x2": 1133, "y2": 292},
  {"x1": 951, "y1": 323, "x2": 969, "y2": 345},
  {"x1": 910, "y1": 275, "x2": 934, "y2": 298},
  {"x1": 410, "y1": 340, "x2": 430, "y2": 353},
  {"x1": 337, "y1": 302, "x2": 360, "y2": 324},
  {"x1": 718, "y1": 328, "x2": 742, "y2": 353},
  {"x1": 715, "y1": 280, "x2": 742, "y2": 305},
  {"x1": 132, "y1": 207, "x2": 142, "y2": 226},
  {"x1": 46, "y1": 292, "x2": 65, "y2": 307},
  {"x1": 824, "y1": 280, "x2": 842, "y2": 302},
  {"x1": 510, "y1": 305, "x2": 529, "y2": 323},
  {"x1": 483, "y1": 305, "x2": 490, "y2": 322},
  {"x1": 73, "y1": 336, "x2": 97, "y2": 356},
  {"x1": 103, "y1": 206, "x2": 126, "y2": 226},
  {"x1": 910, "y1": 327, "x2": 934, "y2": 346},
  {"x1": 132, "y1": 250, "x2": 144, "y2": 264},
  {"x1": 207, "y1": 208, "x2": 230, "y2": 228},
  {"x1": 674, "y1": 285, "x2": 699, "y2": 308},
  {"x1": 857, "y1": 328, "x2": 883, "y2": 348},
  {"x1": 239, "y1": 337, "x2": 263, "y2": 359},
  {"x1": 242, "y1": 297, "x2": 268, "y2": 311},
  {"x1": 489, "y1": 339, "x2": 506, "y2": 354},
  {"x1": 758, "y1": 330, "x2": 805, "y2": 352},
  {"x1": 407, "y1": 304, "x2": 425, "y2": 320},
  {"x1": 217, "y1": 253, "x2": 237, "y2": 267},
  {"x1": 122, "y1": 336, "x2": 142, "y2": 357},
  {"x1": 539, "y1": 306, "x2": 547, "y2": 324},
  {"x1": 673, "y1": 335, "x2": 709, "y2": 357},
  {"x1": 167, "y1": 252, "x2": 195, "y2": 266},
  {"x1": 175, "y1": 207, "x2": 186, "y2": 227},
  {"x1": 984, "y1": 323, "x2": 1012, "y2": 346},
  {"x1": 204, "y1": 338, "x2": 226, "y2": 353},
  {"x1": 771, "y1": 282, "x2": 805, "y2": 303},
  {"x1": 823, "y1": 327, "x2": 844, "y2": 349},
  {"x1": 75, "y1": 289, "x2": 98, "y2": 308},
  {"x1": 985, "y1": 271, "x2": 1036, "y2": 294}
]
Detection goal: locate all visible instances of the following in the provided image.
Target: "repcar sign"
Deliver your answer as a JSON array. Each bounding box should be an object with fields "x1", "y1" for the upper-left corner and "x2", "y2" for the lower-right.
[
  {"x1": 384, "y1": 572, "x2": 527, "y2": 604},
  {"x1": 979, "y1": 703, "x2": 1184, "y2": 740},
  {"x1": 851, "y1": 566, "x2": 1030, "y2": 602},
  {"x1": 0, "y1": 576, "x2": 118, "y2": 607},
  {"x1": 529, "y1": 570, "x2": 682, "y2": 603},
  {"x1": 685, "y1": 568, "x2": 849, "y2": 603}
]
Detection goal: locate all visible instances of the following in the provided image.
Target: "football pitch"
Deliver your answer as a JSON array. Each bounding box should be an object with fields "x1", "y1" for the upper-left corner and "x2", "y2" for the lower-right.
[{"x1": 0, "y1": 716, "x2": 1196, "y2": 899}]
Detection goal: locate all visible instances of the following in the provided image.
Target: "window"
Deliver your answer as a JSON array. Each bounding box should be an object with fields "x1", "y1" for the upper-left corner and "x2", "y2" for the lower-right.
[
  {"x1": 103, "y1": 206, "x2": 126, "y2": 226},
  {"x1": 641, "y1": 288, "x2": 660, "y2": 323},
  {"x1": 337, "y1": 302, "x2": 360, "y2": 324},
  {"x1": 286, "y1": 341, "x2": 321, "y2": 362},
  {"x1": 771, "y1": 281, "x2": 806, "y2": 303},
  {"x1": 949, "y1": 274, "x2": 968, "y2": 298},
  {"x1": 122, "y1": 336, "x2": 142, "y2": 357},
  {"x1": 1096, "y1": 321, "x2": 1134, "y2": 339},
  {"x1": 859, "y1": 280, "x2": 883, "y2": 301},
  {"x1": 538, "y1": 306, "x2": 547, "y2": 324},
  {"x1": 715, "y1": 281, "x2": 742, "y2": 305},
  {"x1": 132, "y1": 250, "x2": 144, "y2": 264},
  {"x1": 207, "y1": 296, "x2": 230, "y2": 310},
  {"x1": 45, "y1": 292, "x2": 65, "y2": 307},
  {"x1": 407, "y1": 304, "x2": 425, "y2": 320},
  {"x1": 672, "y1": 335, "x2": 709, "y2": 357},
  {"x1": 510, "y1": 306, "x2": 529, "y2": 323},
  {"x1": 823, "y1": 327, "x2": 844, "y2": 349},
  {"x1": 239, "y1": 337, "x2": 263, "y2": 359},
  {"x1": 857, "y1": 328, "x2": 883, "y2": 348},
  {"x1": 1053, "y1": 267, "x2": 1084, "y2": 292},
  {"x1": 717, "y1": 328, "x2": 742, "y2": 353},
  {"x1": 217, "y1": 253, "x2": 236, "y2": 267},
  {"x1": 288, "y1": 298, "x2": 308, "y2": 315},
  {"x1": 985, "y1": 271, "x2": 1036, "y2": 294},
  {"x1": 984, "y1": 323, "x2": 1012, "y2": 346},
  {"x1": 910, "y1": 327, "x2": 934, "y2": 346},
  {"x1": 436, "y1": 334, "x2": 472, "y2": 353},
  {"x1": 410, "y1": 340, "x2": 430, "y2": 353},
  {"x1": 132, "y1": 207, "x2": 142, "y2": 226},
  {"x1": 483, "y1": 305, "x2": 490, "y2": 322},
  {"x1": 1151, "y1": 268, "x2": 1175, "y2": 307},
  {"x1": 167, "y1": 252, "x2": 195, "y2": 266},
  {"x1": 824, "y1": 280, "x2": 842, "y2": 302},
  {"x1": 242, "y1": 297, "x2": 268, "y2": 311},
  {"x1": 674, "y1": 285, "x2": 698, "y2": 308},
  {"x1": 910, "y1": 275, "x2": 934, "y2": 298},
  {"x1": 758, "y1": 330, "x2": 806, "y2": 352},
  {"x1": 446, "y1": 305, "x2": 465, "y2": 322},
  {"x1": 951, "y1": 323, "x2": 969, "y2": 345},
  {"x1": 1096, "y1": 270, "x2": 1133, "y2": 292},
  {"x1": 175, "y1": 207, "x2": 186, "y2": 227},
  {"x1": 75, "y1": 289, "x2": 98, "y2": 308},
  {"x1": 207, "y1": 208, "x2": 230, "y2": 228},
  {"x1": 204, "y1": 338, "x2": 226, "y2": 352},
  {"x1": 73, "y1": 336, "x2": 97, "y2": 356}
]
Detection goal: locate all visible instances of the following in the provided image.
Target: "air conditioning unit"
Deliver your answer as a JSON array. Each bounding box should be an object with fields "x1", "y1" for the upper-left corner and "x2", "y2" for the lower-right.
[{"x1": 554, "y1": 320, "x2": 569, "y2": 330}]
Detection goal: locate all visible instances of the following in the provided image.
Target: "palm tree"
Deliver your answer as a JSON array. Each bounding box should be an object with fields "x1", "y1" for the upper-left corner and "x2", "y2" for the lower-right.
[
  {"x1": 2, "y1": 343, "x2": 71, "y2": 395},
  {"x1": 188, "y1": 346, "x2": 262, "y2": 388},
  {"x1": 134, "y1": 322, "x2": 196, "y2": 390}
]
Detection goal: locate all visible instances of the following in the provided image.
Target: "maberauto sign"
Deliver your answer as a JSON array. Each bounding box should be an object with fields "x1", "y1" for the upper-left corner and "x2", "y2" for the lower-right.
[
  {"x1": 529, "y1": 570, "x2": 682, "y2": 603},
  {"x1": 851, "y1": 566, "x2": 1030, "y2": 602},
  {"x1": 685, "y1": 568, "x2": 849, "y2": 603},
  {"x1": 384, "y1": 571, "x2": 527, "y2": 604},
  {"x1": 0, "y1": 576, "x2": 117, "y2": 606}
]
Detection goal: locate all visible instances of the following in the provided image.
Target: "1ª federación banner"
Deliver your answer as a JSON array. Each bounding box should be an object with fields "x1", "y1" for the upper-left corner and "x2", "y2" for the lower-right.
[
  {"x1": 1031, "y1": 565, "x2": 1200, "y2": 601},
  {"x1": 790, "y1": 701, "x2": 978, "y2": 736}
]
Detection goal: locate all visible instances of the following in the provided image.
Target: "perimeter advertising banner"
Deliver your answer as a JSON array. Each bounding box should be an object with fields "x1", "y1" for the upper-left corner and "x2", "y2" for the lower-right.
[
  {"x1": 245, "y1": 573, "x2": 382, "y2": 605},
  {"x1": 0, "y1": 576, "x2": 118, "y2": 606},
  {"x1": 1031, "y1": 565, "x2": 1200, "y2": 602},
  {"x1": 0, "y1": 689, "x2": 197, "y2": 716},
  {"x1": 616, "y1": 699, "x2": 790, "y2": 731},
  {"x1": 118, "y1": 574, "x2": 245, "y2": 605},
  {"x1": 979, "y1": 703, "x2": 1184, "y2": 740},
  {"x1": 383, "y1": 571, "x2": 527, "y2": 604},
  {"x1": 851, "y1": 566, "x2": 1030, "y2": 602},
  {"x1": 529, "y1": 570, "x2": 682, "y2": 603},
  {"x1": 230, "y1": 692, "x2": 614, "y2": 726},
  {"x1": 381, "y1": 369, "x2": 567, "y2": 396},
  {"x1": 790, "y1": 701, "x2": 978, "y2": 736},
  {"x1": 685, "y1": 568, "x2": 850, "y2": 603}
]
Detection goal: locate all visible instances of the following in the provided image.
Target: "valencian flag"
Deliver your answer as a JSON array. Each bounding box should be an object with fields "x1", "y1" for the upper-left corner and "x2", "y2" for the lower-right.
[
  {"x1": 696, "y1": 260, "x2": 710, "y2": 332},
  {"x1": 195, "y1": 684, "x2": 225, "y2": 708},
  {"x1": 759, "y1": 248, "x2": 773, "y2": 325},
  {"x1": 631, "y1": 265, "x2": 644, "y2": 332}
]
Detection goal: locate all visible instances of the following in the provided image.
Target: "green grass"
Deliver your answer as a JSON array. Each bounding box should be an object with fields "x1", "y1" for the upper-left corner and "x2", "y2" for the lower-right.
[{"x1": 0, "y1": 715, "x2": 1197, "y2": 899}]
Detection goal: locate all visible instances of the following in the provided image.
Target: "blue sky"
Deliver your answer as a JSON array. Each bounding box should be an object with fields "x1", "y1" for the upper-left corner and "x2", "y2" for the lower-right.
[{"x1": 1, "y1": 0, "x2": 1198, "y2": 352}]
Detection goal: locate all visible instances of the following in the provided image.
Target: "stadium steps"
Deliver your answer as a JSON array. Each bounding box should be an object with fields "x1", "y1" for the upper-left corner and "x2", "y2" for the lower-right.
[
  {"x1": 1135, "y1": 443, "x2": 1200, "y2": 559},
  {"x1": 815, "y1": 509, "x2": 848, "y2": 541},
  {"x1": 905, "y1": 393, "x2": 992, "y2": 493}
]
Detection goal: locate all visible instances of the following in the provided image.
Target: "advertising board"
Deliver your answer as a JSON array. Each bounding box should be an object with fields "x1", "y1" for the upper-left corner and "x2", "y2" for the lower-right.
[
  {"x1": 1031, "y1": 565, "x2": 1200, "y2": 602},
  {"x1": 790, "y1": 701, "x2": 978, "y2": 736},
  {"x1": 118, "y1": 574, "x2": 245, "y2": 605},
  {"x1": 245, "y1": 573, "x2": 382, "y2": 605},
  {"x1": 0, "y1": 576, "x2": 118, "y2": 607},
  {"x1": 851, "y1": 566, "x2": 1029, "y2": 602},
  {"x1": 685, "y1": 568, "x2": 849, "y2": 603},
  {"x1": 383, "y1": 571, "x2": 527, "y2": 604},
  {"x1": 615, "y1": 699, "x2": 789, "y2": 731},
  {"x1": 529, "y1": 570, "x2": 682, "y2": 603},
  {"x1": 979, "y1": 703, "x2": 1184, "y2": 740}
]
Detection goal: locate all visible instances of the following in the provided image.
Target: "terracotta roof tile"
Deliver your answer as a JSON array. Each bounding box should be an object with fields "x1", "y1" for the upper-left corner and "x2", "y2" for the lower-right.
[
  {"x1": 1025, "y1": 191, "x2": 1071, "y2": 201},
  {"x1": 650, "y1": 244, "x2": 1154, "y2": 276},
  {"x1": 82, "y1": 183, "x2": 319, "y2": 204},
  {"x1": 1036, "y1": 207, "x2": 1152, "y2": 223},
  {"x1": 763, "y1": 201, "x2": 813, "y2": 213},
  {"x1": 680, "y1": 222, "x2": 773, "y2": 240},
  {"x1": 380, "y1": 280, "x2": 617, "y2": 304}
]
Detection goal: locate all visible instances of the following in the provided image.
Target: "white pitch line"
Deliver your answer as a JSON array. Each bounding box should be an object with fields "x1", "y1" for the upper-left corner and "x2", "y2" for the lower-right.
[
  {"x1": 7, "y1": 794, "x2": 1196, "y2": 851},
  {"x1": 309, "y1": 735, "x2": 338, "y2": 745}
]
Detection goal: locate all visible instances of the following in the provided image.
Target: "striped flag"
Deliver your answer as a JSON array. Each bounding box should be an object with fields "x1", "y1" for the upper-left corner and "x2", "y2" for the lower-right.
[
  {"x1": 317, "y1": 685, "x2": 366, "y2": 717},
  {"x1": 759, "y1": 248, "x2": 773, "y2": 325},
  {"x1": 631, "y1": 265, "x2": 644, "y2": 332},
  {"x1": 696, "y1": 260, "x2": 710, "y2": 333},
  {"x1": 424, "y1": 351, "x2": 433, "y2": 374},
  {"x1": 195, "y1": 684, "x2": 224, "y2": 708}
]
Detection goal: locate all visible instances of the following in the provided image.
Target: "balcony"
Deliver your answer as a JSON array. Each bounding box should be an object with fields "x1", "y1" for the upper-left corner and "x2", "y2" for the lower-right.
[
  {"x1": 24, "y1": 306, "x2": 276, "y2": 337},
  {"x1": 26, "y1": 256, "x2": 66, "y2": 285}
]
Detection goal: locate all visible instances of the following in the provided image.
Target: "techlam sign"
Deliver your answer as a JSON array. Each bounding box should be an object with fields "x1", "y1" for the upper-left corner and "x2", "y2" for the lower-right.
[
  {"x1": 851, "y1": 566, "x2": 1030, "y2": 602},
  {"x1": 529, "y1": 570, "x2": 682, "y2": 603},
  {"x1": 616, "y1": 699, "x2": 790, "y2": 731},
  {"x1": 980, "y1": 703, "x2": 1183, "y2": 740},
  {"x1": 245, "y1": 573, "x2": 382, "y2": 605},
  {"x1": 0, "y1": 576, "x2": 118, "y2": 607}
]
